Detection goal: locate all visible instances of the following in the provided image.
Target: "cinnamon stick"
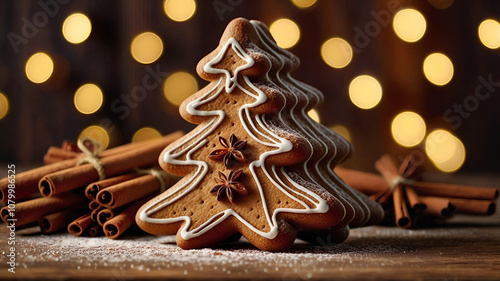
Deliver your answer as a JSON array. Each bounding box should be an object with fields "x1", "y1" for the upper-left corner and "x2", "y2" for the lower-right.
[
  {"x1": 0, "y1": 131, "x2": 183, "y2": 202},
  {"x1": 43, "y1": 155, "x2": 66, "y2": 165},
  {"x1": 61, "y1": 140, "x2": 80, "y2": 152},
  {"x1": 375, "y1": 154, "x2": 402, "y2": 187},
  {"x1": 334, "y1": 167, "x2": 388, "y2": 195},
  {"x1": 375, "y1": 155, "x2": 412, "y2": 228},
  {"x1": 38, "y1": 131, "x2": 183, "y2": 197},
  {"x1": 393, "y1": 185, "x2": 412, "y2": 228},
  {"x1": 91, "y1": 205, "x2": 104, "y2": 222},
  {"x1": 43, "y1": 146, "x2": 80, "y2": 164},
  {"x1": 448, "y1": 198, "x2": 496, "y2": 215},
  {"x1": 97, "y1": 208, "x2": 121, "y2": 226},
  {"x1": 88, "y1": 224, "x2": 103, "y2": 237},
  {"x1": 85, "y1": 173, "x2": 141, "y2": 200},
  {"x1": 420, "y1": 196, "x2": 455, "y2": 218},
  {"x1": 405, "y1": 186, "x2": 426, "y2": 213},
  {"x1": 336, "y1": 167, "x2": 499, "y2": 202},
  {"x1": 67, "y1": 214, "x2": 94, "y2": 237},
  {"x1": 0, "y1": 160, "x2": 79, "y2": 203},
  {"x1": 1, "y1": 192, "x2": 87, "y2": 227},
  {"x1": 89, "y1": 200, "x2": 100, "y2": 211},
  {"x1": 410, "y1": 181, "x2": 498, "y2": 200},
  {"x1": 103, "y1": 196, "x2": 152, "y2": 239},
  {"x1": 96, "y1": 174, "x2": 165, "y2": 209},
  {"x1": 38, "y1": 205, "x2": 88, "y2": 234}
]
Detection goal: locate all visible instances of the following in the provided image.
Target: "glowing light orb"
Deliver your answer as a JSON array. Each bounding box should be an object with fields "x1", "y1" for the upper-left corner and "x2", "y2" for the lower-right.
[
  {"x1": 131, "y1": 32, "x2": 163, "y2": 64},
  {"x1": 478, "y1": 19, "x2": 500, "y2": 49},
  {"x1": 25, "y1": 52, "x2": 54, "y2": 83},
  {"x1": 349, "y1": 75, "x2": 382, "y2": 109},
  {"x1": 74, "y1": 84, "x2": 103, "y2": 114},
  {"x1": 79, "y1": 125, "x2": 110, "y2": 150},
  {"x1": 163, "y1": 71, "x2": 198, "y2": 106},
  {"x1": 62, "y1": 13, "x2": 92, "y2": 44},
  {"x1": 423, "y1": 53, "x2": 454, "y2": 86},
  {"x1": 391, "y1": 111, "x2": 426, "y2": 147},
  {"x1": 393, "y1": 9, "x2": 427, "y2": 43},
  {"x1": 330, "y1": 125, "x2": 351, "y2": 142},
  {"x1": 425, "y1": 129, "x2": 466, "y2": 173},
  {"x1": 291, "y1": 0, "x2": 317, "y2": 9},
  {"x1": 164, "y1": 0, "x2": 196, "y2": 22},
  {"x1": 307, "y1": 109, "x2": 320, "y2": 123},
  {"x1": 0, "y1": 92, "x2": 9, "y2": 120},
  {"x1": 321, "y1": 38, "x2": 353, "y2": 69},
  {"x1": 269, "y1": 18, "x2": 301, "y2": 49},
  {"x1": 132, "y1": 127, "x2": 162, "y2": 143}
]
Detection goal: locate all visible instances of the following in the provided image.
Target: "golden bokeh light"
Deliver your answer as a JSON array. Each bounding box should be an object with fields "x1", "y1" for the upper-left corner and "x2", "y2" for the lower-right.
[
  {"x1": 269, "y1": 18, "x2": 301, "y2": 49},
  {"x1": 478, "y1": 19, "x2": 500, "y2": 49},
  {"x1": 348, "y1": 75, "x2": 382, "y2": 109},
  {"x1": 132, "y1": 127, "x2": 162, "y2": 143},
  {"x1": 321, "y1": 38, "x2": 353, "y2": 69},
  {"x1": 291, "y1": 0, "x2": 317, "y2": 9},
  {"x1": 433, "y1": 138, "x2": 465, "y2": 173},
  {"x1": 131, "y1": 32, "x2": 163, "y2": 64},
  {"x1": 330, "y1": 124, "x2": 351, "y2": 142},
  {"x1": 427, "y1": 0, "x2": 454, "y2": 9},
  {"x1": 164, "y1": 0, "x2": 196, "y2": 22},
  {"x1": 0, "y1": 92, "x2": 9, "y2": 120},
  {"x1": 423, "y1": 53, "x2": 454, "y2": 86},
  {"x1": 25, "y1": 52, "x2": 54, "y2": 83},
  {"x1": 62, "y1": 13, "x2": 92, "y2": 44},
  {"x1": 425, "y1": 129, "x2": 465, "y2": 173},
  {"x1": 393, "y1": 9, "x2": 427, "y2": 43},
  {"x1": 74, "y1": 84, "x2": 103, "y2": 114},
  {"x1": 163, "y1": 71, "x2": 198, "y2": 106},
  {"x1": 307, "y1": 109, "x2": 320, "y2": 123},
  {"x1": 426, "y1": 130, "x2": 456, "y2": 163},
  {"x1": 79, "y1": 125, "x2": 110, "y2": 150},
  {"x1": 391, "y1": 111, "x2": 426, "y2": 147}
]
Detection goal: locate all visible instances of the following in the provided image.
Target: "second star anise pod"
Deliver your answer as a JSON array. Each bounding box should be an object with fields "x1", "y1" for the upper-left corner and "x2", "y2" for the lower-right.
[
  {"x1": 210, "y1": 169, "x2": 248, "y2": 203},
  {"x1": 209, "y1": 134, "x2": 247, "y2": 168}
]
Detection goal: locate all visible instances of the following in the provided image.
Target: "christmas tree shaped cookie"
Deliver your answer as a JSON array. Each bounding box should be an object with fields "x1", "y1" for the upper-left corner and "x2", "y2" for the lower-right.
[
  {"x1": 136, "y1": 18, "x2": 381, "y2": 251},
  {"x1": 247, "y1": 20, "x2": 383, "y2": 243},
  {"x1": 249, "y1": 20, "x2": 383, "y2": 228}
]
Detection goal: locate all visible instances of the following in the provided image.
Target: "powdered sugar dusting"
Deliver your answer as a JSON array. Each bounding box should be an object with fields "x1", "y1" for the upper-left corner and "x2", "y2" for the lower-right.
[{"x1": 3, "y1": 225, "x2": 499, "y2": 279}]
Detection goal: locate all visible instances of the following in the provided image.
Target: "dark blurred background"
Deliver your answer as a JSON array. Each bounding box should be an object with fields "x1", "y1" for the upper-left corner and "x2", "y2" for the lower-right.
[{"x1": 0, "y1": 0, "x2": 499, "y2": 174}]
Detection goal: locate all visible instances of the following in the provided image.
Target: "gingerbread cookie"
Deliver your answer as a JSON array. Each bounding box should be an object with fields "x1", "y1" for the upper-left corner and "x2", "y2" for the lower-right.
[
  {"x1": 247, "y1": 20, "x2": 383, "y2": 244},
  {"x1": 136, "y1": 17, "x2": 381, "y2": 251},
  {"x1": 249, "y1": 20, "x2": 383, "y2": 230}
]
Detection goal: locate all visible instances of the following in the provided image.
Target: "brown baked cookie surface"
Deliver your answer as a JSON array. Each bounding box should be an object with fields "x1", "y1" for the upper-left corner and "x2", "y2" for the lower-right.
[{"x1": 136, "y1": 17, "x2": 381, "y2": 251}]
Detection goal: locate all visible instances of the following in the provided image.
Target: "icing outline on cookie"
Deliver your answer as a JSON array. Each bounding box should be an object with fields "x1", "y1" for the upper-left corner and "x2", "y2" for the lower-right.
[
  {"x1": 139, "y1": 37, "x2": 329, "y2": 241},
  {"x1": 204, "y1": 37, "x2": 254, "y2": 93}
]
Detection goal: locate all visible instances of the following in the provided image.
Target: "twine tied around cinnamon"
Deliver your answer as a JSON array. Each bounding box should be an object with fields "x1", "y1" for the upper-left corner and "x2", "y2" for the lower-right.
[
  {"x1": 377, "y1": 155, "x2": 418, "y2": 191},
  {"x1": 389, "y1": 176, "x2": 406, "y2": 191},
  {"x1": 134, "y1": 168, "x2": 171, "y2": 192},
  {"x1": 370, "y1": 154, "x2": 498, "y2": 229},
  {"x1": 374, "y1": 154, "x2": 421, "y2": 228},
  {"x1": 76, "y1": 138, "x2": 106, "y2": 180}
]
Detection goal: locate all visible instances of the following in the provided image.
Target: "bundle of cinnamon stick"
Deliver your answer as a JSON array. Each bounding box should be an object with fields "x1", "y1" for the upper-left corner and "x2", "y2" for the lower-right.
[
  {"x1": 0, "y1": 131, "x2": 182, "y2": 238},
  {"x1": 2, "y1": 135, "x2": 496, "y2": 236},
  {"x1": 335, "y1": 154, "x2": 498, "y2": 229}
]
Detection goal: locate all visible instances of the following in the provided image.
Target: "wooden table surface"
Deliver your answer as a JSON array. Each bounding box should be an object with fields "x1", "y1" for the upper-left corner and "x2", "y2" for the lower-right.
[
  {"x1": 1, "y1": 220, "x2": 499, "y2": 280},
  {"x1": 1, "y1": 170, "x2": 499, "y2": 280}
]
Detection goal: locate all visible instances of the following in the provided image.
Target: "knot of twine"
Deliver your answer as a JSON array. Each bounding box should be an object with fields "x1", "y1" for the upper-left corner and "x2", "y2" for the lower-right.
[
  {"x1": 76, "y1": 138, "x2": 105, "y2": 180},
  {"x1": 388, "y1": 176, "x2": 414, "y2": 191},
  {"x1": 377, "y1": 154, "x2": 419, "y2": 192},
  {"x1": 135, "y1": 168, "x2": 170, "y2": 192}
]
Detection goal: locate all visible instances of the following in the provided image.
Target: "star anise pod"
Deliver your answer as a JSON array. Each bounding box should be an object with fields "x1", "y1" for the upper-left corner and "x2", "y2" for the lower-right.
[
  {"x1": 210, "y1": 169, "x2": 247, "y2": 203},
  {"x1": 209, "y1": 134, "x2": 247, "y2": 168}
]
